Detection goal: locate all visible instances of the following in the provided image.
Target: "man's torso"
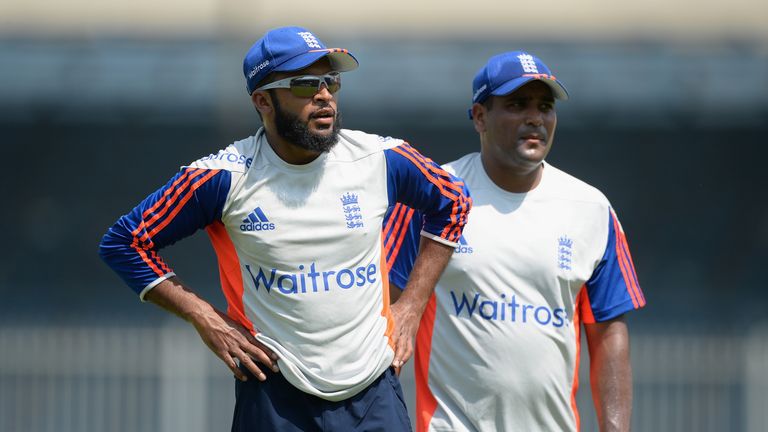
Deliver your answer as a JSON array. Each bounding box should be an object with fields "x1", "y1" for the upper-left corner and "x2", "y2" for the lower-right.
[
  {"x1": 195, "y1": 129, "x2": 400, "y2": 401},
  {"x1": 420, "y1": 153, "x2": 610, "y2": 431}
]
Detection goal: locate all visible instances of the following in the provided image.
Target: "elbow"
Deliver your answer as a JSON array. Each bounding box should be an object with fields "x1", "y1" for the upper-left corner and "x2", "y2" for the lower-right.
[
  {"x1": 97, "y1": 232, "x2": 113, "y2": 263},
  {"x1": 98, "y1": 226, "x2": 127, "y2": 264}
]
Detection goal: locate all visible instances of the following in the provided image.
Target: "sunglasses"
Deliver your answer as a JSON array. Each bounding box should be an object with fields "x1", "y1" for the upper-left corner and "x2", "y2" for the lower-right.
[{"x1": 255, "y1": 72, "x2": 342, "y2": 97}]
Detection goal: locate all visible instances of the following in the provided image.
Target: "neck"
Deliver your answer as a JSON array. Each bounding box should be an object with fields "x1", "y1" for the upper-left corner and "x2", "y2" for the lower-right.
[
  {"x1": 481, "y1": 155, "x2": 544, "y2": 193},
  {"x1": 264, "y1": 128, "x2": 322, "y2": 165}
]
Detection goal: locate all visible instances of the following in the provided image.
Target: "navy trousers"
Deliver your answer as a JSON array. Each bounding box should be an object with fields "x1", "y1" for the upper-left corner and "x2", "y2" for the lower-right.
[{"x1": 231, "y1": 365, "x2": 412, "y2": 431}]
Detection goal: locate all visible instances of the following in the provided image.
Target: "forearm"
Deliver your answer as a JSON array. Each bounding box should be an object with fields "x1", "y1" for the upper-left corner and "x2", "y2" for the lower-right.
[
  {"x1": 388, "y1": 236, "x2": 453, "y2": 367},
  {"x1": 144, "y1": 276, "x2": 220, "y2": 325},
  {"x1": 396, "y1": 237, "x2": 453, "y2": 312},
  {"x1": 144, "y1": 277, "x2": 243, "y2": 347},
  {"x1": 585, "y1": 317, "x2": 633, "y2": 432},
  {"x1": 145, "y1": 276, "x2": 277, "y2": 381}
]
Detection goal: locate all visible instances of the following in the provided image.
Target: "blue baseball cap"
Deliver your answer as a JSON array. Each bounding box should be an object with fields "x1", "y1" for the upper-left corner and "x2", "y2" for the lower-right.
[
  {"x1": 469, "y1": 51, "x2": 569, "y2": 118},
  {"x1": 243, "y1": 26, "x2": 359, "y2": 95}
]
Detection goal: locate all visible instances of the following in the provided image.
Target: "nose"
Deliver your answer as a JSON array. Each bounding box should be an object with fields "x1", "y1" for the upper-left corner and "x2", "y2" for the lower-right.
[
  {"x1": 313, "y1": 84, "x2": 333, "y2": 102},
  {"x1": 524, "y1": 107, "x2": 544, "y2": 127}
]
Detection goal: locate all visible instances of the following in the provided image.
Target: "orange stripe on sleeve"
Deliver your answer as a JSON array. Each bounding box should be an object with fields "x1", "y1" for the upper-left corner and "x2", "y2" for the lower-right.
[
  {"x1": 439, "y1": 199, "x2": 460, "y2": 240},
  {"x1": 125, "y1": 168, "x2": 219, "y2": 287},
  {"x1": 448, "y1": 195, "x2": 472, "y2": 243},
  {"x1": 618, "y1": 232, "x2": 645, "y2": 307},
  {"x1": 130, "y1": 168, "x2": 207, "y2": 250},
  {"x1": 383, "y1": 204, "x2": 408, "y2": 254},
  {"x1": 398, "y1": 144, "x2": 467, "y2": 197},
  {"x1": 141, "y1": 168, "x2": 201, "y2": 222},
  {"x1": 131, "y1": 241, "x2": 165, "y2": 277},
  {"x1": 149, "y1": 249, "x2": 172, "y2": 274},
  {"x1": 610, "y1": 210, "x2": 645, "y2": 308},
  {"x1": 138, "y1": 169, "x2": 210, "y2": 244},
  {"x1": 146, "y1": 170, "x2": 220, "y2": 239},
  {"x1": 383, "y1": 203, "x2": 405, "y2": 242},
  {"x1": 391, "y1": 146, "x2": 471, "y2": 239},
  {"x1": 612, "y1": 216, "x2": 640, "y2": 309},
  {"x1": 386, "y1": 207, "x2": 415, "y2": 270},
  {"x1": 390, "y1": 145, "x2": 471, "y2": 243},
  {"x1": 131, "y1": 169, "x2": 201, "y2": 236},
  {"x1": 391, "y1": 147, "x2": 460, "y2": 202}
]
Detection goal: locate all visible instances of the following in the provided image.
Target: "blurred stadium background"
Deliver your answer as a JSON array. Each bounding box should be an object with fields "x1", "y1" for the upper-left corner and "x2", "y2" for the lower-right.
[{"x1": 1, "y1": 1, "x2": 767, "y2": 430}]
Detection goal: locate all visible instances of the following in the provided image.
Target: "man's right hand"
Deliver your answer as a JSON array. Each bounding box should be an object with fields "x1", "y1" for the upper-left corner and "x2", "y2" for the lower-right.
[
  {"x1": 145, "y1": 277, "x2": 279, "y2": 382},
  {"x1": 189, "y1": 308, "x2": 279, "y2": 382}
]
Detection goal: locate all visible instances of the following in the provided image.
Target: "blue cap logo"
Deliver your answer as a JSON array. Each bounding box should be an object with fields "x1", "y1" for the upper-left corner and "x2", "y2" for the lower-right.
[
  {"x1": 243, "y1": 26, "x2": 359, "y2": 95},
  {"x1": 469, "y1": 51, "x2": 569, "y2": 118}
]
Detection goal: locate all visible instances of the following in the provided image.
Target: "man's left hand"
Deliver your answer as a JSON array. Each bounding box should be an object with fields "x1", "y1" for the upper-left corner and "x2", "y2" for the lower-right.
[
  {"x1": 387, "y1": 238, "x2": 454, "y2": 368},
  {"x1": 389, "y1": 298, "x2": 422, "y2": 368}
]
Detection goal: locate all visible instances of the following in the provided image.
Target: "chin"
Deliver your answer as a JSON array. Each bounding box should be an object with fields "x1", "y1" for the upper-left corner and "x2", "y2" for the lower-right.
[{"x1": 517, "y1": 151, "x2": 546, "y2": 163}]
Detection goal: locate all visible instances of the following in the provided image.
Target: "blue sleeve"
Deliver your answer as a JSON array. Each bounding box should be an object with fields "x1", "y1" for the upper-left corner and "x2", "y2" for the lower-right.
[
  {"x1": 383, "y1": 204, "x2": 424, "y2": 289},
  {"x1": 383, "y1": 143, "x2": 471, "y2": 245},
  {"x1": 98, "y1": 167, "x2": 231, "y2": 296},
  {"x1": 584, "y1": 208, "x2": 646, "y2": 322}
]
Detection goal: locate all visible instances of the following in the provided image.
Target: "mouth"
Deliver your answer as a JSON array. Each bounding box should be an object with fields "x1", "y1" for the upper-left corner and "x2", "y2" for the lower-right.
[
  {"x1": 519, "y1": 130, "x2": 547, "y2": 144},
  {"x1": 310, "y1": 108, "x2": 335, "y2": 129}
]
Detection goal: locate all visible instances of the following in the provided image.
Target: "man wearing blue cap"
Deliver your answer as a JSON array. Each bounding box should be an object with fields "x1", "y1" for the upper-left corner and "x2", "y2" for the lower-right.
[
  {"x1": 384, "y1": 51, "x2": 645, "y2": 431},
  {"x1": 100, "y1": 26, "x2": 470, "y2": 431}
]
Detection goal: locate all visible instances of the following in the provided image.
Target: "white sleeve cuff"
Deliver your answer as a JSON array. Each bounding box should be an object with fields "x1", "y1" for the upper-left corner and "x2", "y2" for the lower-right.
[
  {"x1": 419, "y1": 230, "x2": 459, "y2": 248},
  {"x1": 139, "y1": 273, "x2": 176, "y2": 302}
]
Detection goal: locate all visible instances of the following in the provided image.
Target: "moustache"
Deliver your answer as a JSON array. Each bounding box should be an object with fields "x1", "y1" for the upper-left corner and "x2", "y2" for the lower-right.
[
  {"x1": 518, "y1": 127, "x2": 548, "y2": 141},
  {"x1": 310, "y1": 104, "x2": 336, "y2": 119}
]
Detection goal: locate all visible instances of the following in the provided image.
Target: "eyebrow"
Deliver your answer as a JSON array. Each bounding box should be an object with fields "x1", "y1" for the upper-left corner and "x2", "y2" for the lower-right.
[{"x1": 507, "y1": 95, "x2": 556, "y2": 103}]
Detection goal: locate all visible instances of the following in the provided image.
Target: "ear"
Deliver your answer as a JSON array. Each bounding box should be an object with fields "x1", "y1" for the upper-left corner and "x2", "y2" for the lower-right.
[
  {"x1": 471, "y1": 103, "x2": 486, "y2": 134},
  {"x1": 251, "y1": 91, "x2": 274, "y2": 117}
]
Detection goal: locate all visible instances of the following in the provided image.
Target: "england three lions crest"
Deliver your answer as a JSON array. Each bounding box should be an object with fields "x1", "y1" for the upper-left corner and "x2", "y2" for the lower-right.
[
  {"x1": 558, "y1": 235, "x2": 573, "y2": 271},
  {"x1": 341, "y1": 192, "x2": 364, "y2": 229}
]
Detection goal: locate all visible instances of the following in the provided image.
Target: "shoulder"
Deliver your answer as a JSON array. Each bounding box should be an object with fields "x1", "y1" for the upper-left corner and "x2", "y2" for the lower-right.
[
  {"x1": 443, "y1": 152, "x2": 480, "y2": 177},
  {"x1": 544, "y1": 163, "x2": 610, "y2": 207},
  {"x1": 332, "y1": 129, "x2": 406, "y2": 160},
  {"x1": 186, "y1": 136, "x2": 257, "y2": 173}
]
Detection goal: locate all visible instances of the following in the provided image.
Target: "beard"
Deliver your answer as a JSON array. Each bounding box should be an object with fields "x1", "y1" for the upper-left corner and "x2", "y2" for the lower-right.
[{"x1": 272, "y1": 94, "x2": 342, "y2": 153}]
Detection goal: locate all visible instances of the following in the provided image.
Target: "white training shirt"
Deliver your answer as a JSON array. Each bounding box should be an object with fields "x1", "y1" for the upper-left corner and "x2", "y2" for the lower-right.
[
  {"x1": 387, "y1": 153, "x2": 645, "y2": 431},
  {"x1": 100, "y1": 128, "x2": 470, "y2": 401}
]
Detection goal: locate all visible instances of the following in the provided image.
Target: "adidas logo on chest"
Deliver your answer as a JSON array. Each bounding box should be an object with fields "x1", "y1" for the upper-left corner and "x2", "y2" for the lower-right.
[{"x1": 240, "y1": 207, "x2": 276, "y2": 232}]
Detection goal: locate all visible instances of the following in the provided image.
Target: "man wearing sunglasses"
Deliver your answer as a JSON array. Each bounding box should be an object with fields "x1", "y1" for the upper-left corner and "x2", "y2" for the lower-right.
[
  {"x1": 385, "y1": 51, "x2": 645, "y2": 431},
  {"x1": 99, "y1": 26, "x2": 470, "y2": 431}
]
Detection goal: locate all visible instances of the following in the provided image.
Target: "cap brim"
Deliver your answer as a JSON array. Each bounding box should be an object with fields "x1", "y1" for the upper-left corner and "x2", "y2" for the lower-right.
[
  {"x1": 275, "y1": 49, "x2": 359, "y2": 74},
  {"x1": 492, "y1": 76, "x2": 569, "y2": 101}
]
